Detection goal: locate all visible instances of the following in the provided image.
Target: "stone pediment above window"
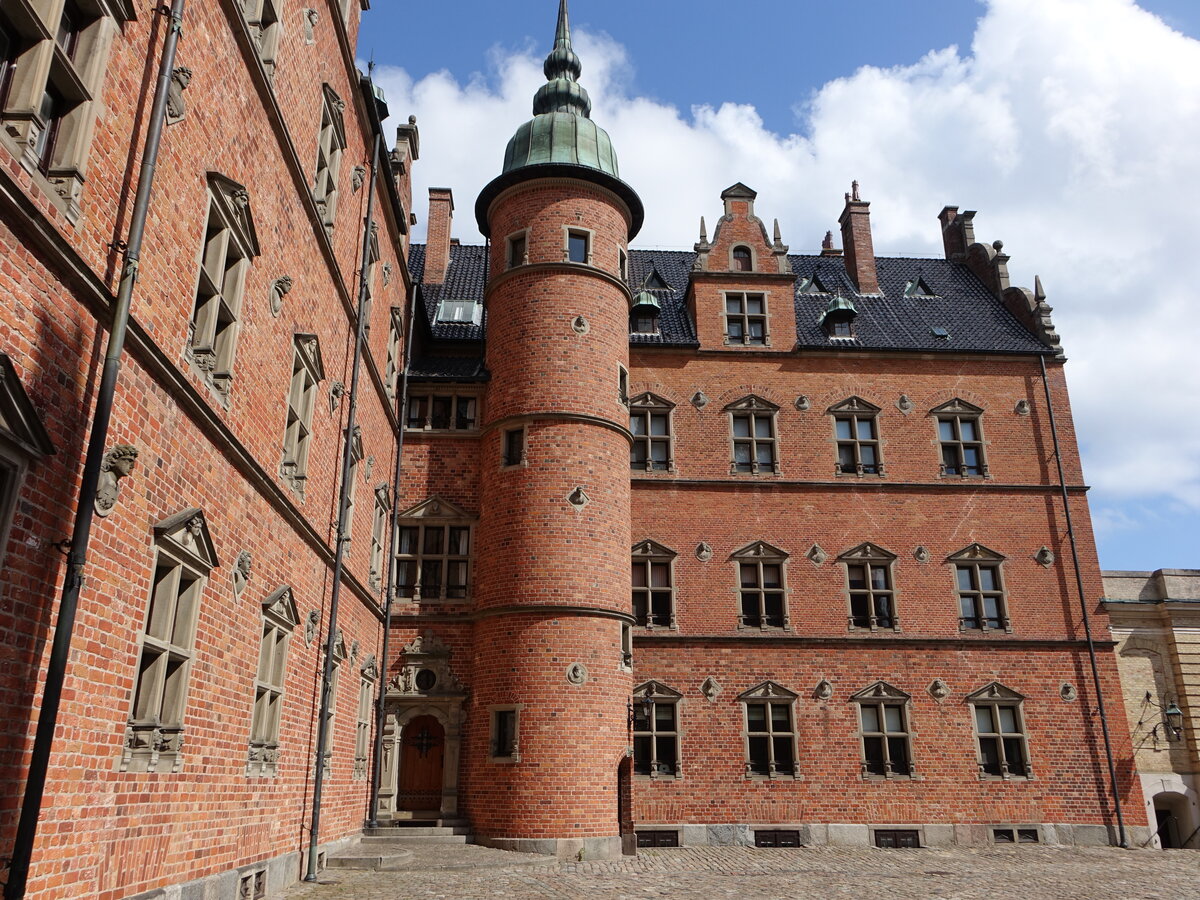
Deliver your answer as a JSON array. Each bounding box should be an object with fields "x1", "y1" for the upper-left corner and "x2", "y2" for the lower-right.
[
  {"x1": 152, "y1": 508, "x2": 218, "y2": 572},
  {"x1": 930, "y1": 398, "x2": 983, "y2": 416},
  {"x1": 731, "y1": 540, "x2": 788, "y2": 561},
  {"x1": 946, "y1": 543, "x2": 1006, "y2": 563},
  {"x1": 0, "y1": 352, "x2": 55, "y2": 458},
  {"x1": 206, "y1": 172, "x2": 261, "y2": 259},
  {"x1": 375, "y1": 483, "x2": 392, "y2": 507},
  {"x1": 322, "y1": 84, "x2": 347, "y2": 153},
  {"x1": 389, "y1": 630, "x2": 466, "y2": 697},
  {"x1": 632, "y1": 539, "x2": 677, "y2": 560},
  {"x1": 738, "y1": 680, "x2": 798, "y2": 702},
  {"x1": 261, "y1": 585, "x2": 299, "y2": 629},
  {"x1": 838, "y1": 542, "x2": 896, "y2": 563},
  {"x1": 397, "y1": 496, "x2": 473, "y2": 521},
  {"x1": 966, "y1": 682, "x2": 1025, "y2": 703},
  {"x1": 724, "y1": 394, "x2": 779, "y2": 413},
  {"x1": 294, "y1": 334, "x2": 325, "y2": 382},
  {"x1": 827, "y1": 396, "x2": 880, "y2": 415},
  {"x1": 328, "y1": 628, "x2": 347, "y2": 663},
  {"x1": 635, "y1": 680, "x2": 683, "y2": 701},
  {"x1": 629, "y1": 391, "x2": 674, "y2": 410},
  {"x1": 850, "y1": 681, "x2": 910, "y2": 703}
]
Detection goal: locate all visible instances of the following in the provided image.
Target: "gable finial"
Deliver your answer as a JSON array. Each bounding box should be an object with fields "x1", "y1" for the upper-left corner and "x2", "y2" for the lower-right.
[
  {"x1": 773, "y1": 218, "x2": 782, "y2": 244},
  {"x1": 699, "y1": 216, "x2": 708, "y2": 243}
]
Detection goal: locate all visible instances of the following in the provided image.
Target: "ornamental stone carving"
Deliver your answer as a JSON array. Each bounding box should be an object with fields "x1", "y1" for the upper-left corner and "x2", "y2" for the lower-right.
[
  {"x1": 897, "y1": 394, "x2": 914, "y2": 414},
  {"x1": 269, "y1": 275, "x2": 293, "y2": 317},
  {"x1": 166, "y1": 67, "x2": 192, "y2": 125},
  {"x1": 794, "y1": 395, "x2": 811, "y2": 411},
  {"x1": 95, "y1": 444, "x2": 138, "y2": 517},
  {"x1": 913, "y1": 546, "x2": 930, "y2": 563},
  {"x1": 1060, "y1": 682, "x2": 1078, "y2": 702},
  {"x1": 1036, "y1": 546, "x2": 1056, "y2": 568},
  {"x1": 232, "y1": 550, "x2": 252, "y2": 597},
  {"x1": 305, "y1": 610, "x2": 319, "y2": 647},
  {"x1": 700, "y1": 676, "x2": 721, "y2": 702},
  {"x1": 303, "y1": 8, "x2": 318, "y2": 43},
  {"x1": 691, "y1": 391, "x2": 708, "y2": 409},
  {"x1": 813, "y1": 679, "x2": 833, "y2": 701},
  {"x1": 572, "y1": 315, "x2": 589, "y2": 334},
  {"x1": 351, "y1": 166, "x2": 366, "y2": 193},
  {"x1": 806, "y1": 544, "x2": 827, "y2": 566},
  {"x1": 695, "y1": 542, "x2": 713, "y2": 562},
  {"x1": 566, "y1": 663, "x2": 588, "y2": 685},
  {"x1": 928, "y1": 679, "x2": 950, "y2": 702},
  {"x1": 567, "y1": 486, "x2": 589, "y2": 509},
  {"x1": 328, "y1": 379, "x2": 345, "y2": 411},
  {"x1": 1015, "y1": 399, "x2": 1031, "y2": 416}
]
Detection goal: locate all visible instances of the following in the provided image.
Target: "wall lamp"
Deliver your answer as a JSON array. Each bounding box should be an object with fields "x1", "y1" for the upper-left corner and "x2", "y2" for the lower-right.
[{"x1": 1145, "y1": 691, "x2": 1185, "y2": 742}]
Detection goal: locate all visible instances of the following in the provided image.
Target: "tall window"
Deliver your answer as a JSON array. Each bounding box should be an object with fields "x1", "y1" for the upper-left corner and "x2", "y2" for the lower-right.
[
  {"x1": 853, "y1": 683, "x2": 914, "y2": 779},
  {"x1": 501, "y1": 427, "x2": 525, "y2": 468},
  {"x1": 489, "y1": 706, "x2": 520, "y2": 761},
  {"x1": 385, "y1": 307, "x2": 404, "y2": 400},
  {"x1": 631, "y1": 540, "x2": 676, "y2": 628},
  {"x1": 343, "y1": 427, "x2": 363, "y2": 541},
  {"x1": 567, "y1": 229, "x2": 590, "y2": 264},
  {"x1": 968, "y1": 683, "x2": 1030, "y2": 778},
  {"x1": 243, "y1": 0, "x2": 282, "y2": 76},
  {"x1": 368, "y1": 485, "x2": 390, "y2": 593},
  {"x1": 949, "y1": 544, "x2": 1009, "y2": 631},
  {"x1": 313, "y1": 85, "x2": 346, "y2": 231},
  {"x1": 629, "y1": 393, "x2": 673, "y2": 472},
  {"x1": 394, "y1": 497, "x2": 475, "y2": 602},
  {"x1": 406, "y1": 390, "x2": 479, "y2": 432},
  {"x1": 0, "y1": 2, "x2": 131, "y2": 216},
  {"x1": 280, "y1": 334, "x2": 323, "y2": 500},
  {"x1": 732, "y1": 246, "x2": 752, "y2": 271},
  {"x1": 739, "y1": 682, "x2": 798, "y2": 778},
  {"x1": 933, "y1": 399, "x2": 987, "y2": 476},
  {"x1": 839, "y1": 543, "x2": 899, "y2": 631},
  {"x1": 321, "y1": 632, "x2": 346, "y2": 777},
  {"x1": 353, "y1": 658, "x2": 377, "y2": 780},
  {"x1": 506, "y1": 231, "x2": 527, "y2": 269},
  {"x1": 122, "y1": 509, "x2": 217, "y2": 773},
  {"x1": 829, "y1": 397, "x2": 882, "y2": 475},
  {"x1": 189, "y1": 175, "x2": 260, "y2": 396},
  {"x1": 732, "y1": 541, "x2": 788, "y2": 629},
  {"x1": 247, "y1": 586, "x2": 300, "y2": 777},
  {"x1": 633, "y1": 682, "x2": 682, "y2": 778},
  {"x1": 726, "y1": 396, "x2": 779, "y2": 474},
  {"x1": 724, "y1": 293, "x2": 767, "y2": 345},
  {"x1": 0, "y1": 352, "x2": 56, "y2": 574}
]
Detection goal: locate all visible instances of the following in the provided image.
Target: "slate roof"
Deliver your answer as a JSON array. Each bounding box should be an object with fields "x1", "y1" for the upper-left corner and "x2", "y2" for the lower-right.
[
  {"x1": 408, "y1": 356, "x2": 490, "y2": 382},
  {"x1": 408, "y1": 243, "x2": 1050, "y2": 363}
]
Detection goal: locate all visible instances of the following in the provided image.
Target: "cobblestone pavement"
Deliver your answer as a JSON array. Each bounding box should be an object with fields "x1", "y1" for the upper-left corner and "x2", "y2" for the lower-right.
[{"x1": 281, "y1": 843, "x2": 1200, "y2": 899}]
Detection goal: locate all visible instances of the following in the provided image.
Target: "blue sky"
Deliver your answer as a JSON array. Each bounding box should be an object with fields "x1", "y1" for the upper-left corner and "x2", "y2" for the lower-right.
[{"x1": 362, "y1": 1, "x2": 1200, "y2": 575}]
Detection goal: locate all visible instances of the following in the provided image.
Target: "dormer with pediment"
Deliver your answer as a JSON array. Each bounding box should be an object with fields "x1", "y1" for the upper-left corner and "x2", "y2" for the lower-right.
[{"x1": 687, "y1": 184, "x2": 797, "y2": 351}]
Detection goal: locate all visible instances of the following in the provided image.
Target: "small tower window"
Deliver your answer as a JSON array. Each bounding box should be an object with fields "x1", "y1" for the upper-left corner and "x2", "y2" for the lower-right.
[
  {"x1": 501, "y1": 427, "x2": 526, "y2": 468},
  {"x1": 732, "y1": 246, "x2": 752, "y2": 272},
  {"x1": 568, "y1": 230, "x2": 590, "y2": 264},
  {"x1": 506, "y1": 232, "x2": 527, "y2": 269}
]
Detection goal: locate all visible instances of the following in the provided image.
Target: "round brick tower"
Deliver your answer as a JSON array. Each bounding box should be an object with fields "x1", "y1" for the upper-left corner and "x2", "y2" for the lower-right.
[{"x1": 466, "y1": 0, "x2": 643, "y2": 859}]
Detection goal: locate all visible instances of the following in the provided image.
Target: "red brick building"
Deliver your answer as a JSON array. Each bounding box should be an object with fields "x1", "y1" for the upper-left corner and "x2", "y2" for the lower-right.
[{"x1": 0, "y1": 0, "x2": 1146, "y2": 896}]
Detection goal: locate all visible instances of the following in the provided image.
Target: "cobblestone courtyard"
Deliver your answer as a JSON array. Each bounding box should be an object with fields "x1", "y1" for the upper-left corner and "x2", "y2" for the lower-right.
[{"x1": 281, "y1": 844, "x2": 1200, "y2": 899}]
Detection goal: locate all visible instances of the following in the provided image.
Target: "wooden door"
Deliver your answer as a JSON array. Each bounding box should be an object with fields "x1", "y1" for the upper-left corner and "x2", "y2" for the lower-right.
[{"x1": 397, "y1": 715, "x2": 445, "y2": 811}]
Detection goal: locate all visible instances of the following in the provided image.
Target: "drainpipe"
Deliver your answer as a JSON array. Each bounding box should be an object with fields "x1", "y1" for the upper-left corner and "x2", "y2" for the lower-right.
[
  {"x1": 366, "y1": 234, "x2": 420, "y2": 829},
  {"x1": 1039, "y1": 353, "x2": 1128, "y2": 848},
  {"x1": 2, "y1": 4, "x2": 186, "y2": 897},
  {"x1": 305, "y1": 125, "x2": 382, "y2": 881}
]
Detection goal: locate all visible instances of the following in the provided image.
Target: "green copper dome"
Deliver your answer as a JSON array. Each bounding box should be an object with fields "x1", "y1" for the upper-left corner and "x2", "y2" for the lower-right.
[{"x1": 476, "y1": 0, "x2": 643, "y2": 238}]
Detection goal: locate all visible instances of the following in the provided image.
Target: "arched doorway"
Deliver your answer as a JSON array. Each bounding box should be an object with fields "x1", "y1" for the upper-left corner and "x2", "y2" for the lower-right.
[
  {"x1": 398, "y1": 715, "x2": 445, "y2": 812},
  {"x1": 1153, "y1": 791, "x2": 1190, "y2": 849}
]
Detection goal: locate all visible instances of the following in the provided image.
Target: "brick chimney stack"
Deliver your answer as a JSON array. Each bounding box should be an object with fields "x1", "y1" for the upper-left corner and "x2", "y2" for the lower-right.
[
  {"x1": 425, "y1": 187, "x2": 454, "y2": 284},
  {"x1": 838, "y1": 180, "x2": 878, "y2": 294}
]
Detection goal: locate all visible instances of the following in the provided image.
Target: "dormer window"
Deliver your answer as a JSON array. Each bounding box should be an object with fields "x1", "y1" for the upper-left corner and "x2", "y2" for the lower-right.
[
  {"x1": 819, "y1": 294, "x2": 857, "y2": 340},
  {"x1": 437, "y1": 298, "x2": 482, "y2": 325},
  {"x1": 630, "y1": 290, "x2": 661, "y2": 335},
  {"x1": 830, "y1": 319, "x2": 852, "y2": 338},
  {"x1": 732, "y1": 246, "x2": 752, "y2": 272}
]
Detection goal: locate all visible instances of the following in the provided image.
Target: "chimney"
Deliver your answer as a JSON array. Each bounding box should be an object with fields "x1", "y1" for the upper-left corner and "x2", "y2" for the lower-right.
[
  {"x1": 820, "y1": 230, "x2": 842, "y2": 257},
  {"x1": 425, "y1": 187, "x2": 454, "y2": 284},
  {"x1": 938, "y1": 206, "x2": 975, "y2": 260},
  {"x1": 838, "y1": 180, "x2": 877, "y2": 294}
]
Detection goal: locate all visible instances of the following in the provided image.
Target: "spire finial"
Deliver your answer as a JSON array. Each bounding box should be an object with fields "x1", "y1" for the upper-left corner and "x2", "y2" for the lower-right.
[
  {"x1": 535, "y1": 0, "x2": 591, "y2": 116},
  {"x1": 699, "y1": 216, "x2": 708, "y2": 243}
]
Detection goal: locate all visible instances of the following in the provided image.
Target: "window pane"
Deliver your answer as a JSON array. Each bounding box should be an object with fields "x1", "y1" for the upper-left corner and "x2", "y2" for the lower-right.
[
  {"x1": 396, "y1": 561, "x2": 416, "y2": 593},
  {"x1": 747, "y1": 703, "x2": 766, "y2": 729},
  {"x1": 869, "y1": 566, "x2": 888, "y2": 590},
  {"x1": 942, "y1": 446, "x2": 960, "y2": 471},
  {"x1": 772, "y1": 736, "x2": 793, "y2": 770},
  {"x1": 655, "y1": 703, "x2": 676, "y2": 729},
  {"x1": 420, "y1": 562, "x2": 442, "y2": 594},
  {"x1": 740, "y1": 563, "x2": 759, "y2": 588},
  {"x1": 650, "y1": 443, "x2": 668, "y2": 464},
  {"x1": 430, "y1": 396, "x2": 452, "y2": 429},
  {"x1": 959, "y1": 419, "x2": 977, "y2": 441},
  {"x1": 650, "y1": 563, "x2": 669, "y2": 588},
  {"x1": 734, "y1": 444, "x2": 752, "y2": 465},
  {"x1": 748, "y1": 736, "x2": 770, "y2": 774},
  {"x1": 448, "y1": 527, "x2": 470, "y2": 555},
  {"x1": 747, "y1": 321, "x2": 765, "y2": 342},
  {"x1": 956, "y1": 566, "x2": 974, "y2": 590},
  {"x1": 863, "y1": 735, "x2": 885, "y2": 774},
  {"x1": 938, "y1": 419, "x2": 955, "y2": 441},
  {"x1": 975, "y1": 706, "x2": 994, "y2": 733},
  {"x1": 979, "y1": 736, "x2": 1002, "y2": 775},
  {"x1": 998, "y1": 707, "x2": 1019, "y2": 733},
  {"x1": 746, "y1": 297, "x2": 764, "y2": 315},
  {"x1": 568, "y1": 233, "x2": 588, "y2": 263},
  {"x1": 983, "y1": 595, "x2": 1001, "y2": 622},
  {"x1": 632, "y1": 563, "x2": 647, "y2": 587},
  {"x1": 1003, "y1": 737, "x2": 1026, "y2": 774},
  {"x1": 732, "y1": 416, "x2": 751, "y2": 438},
  {"x1": 446, "y1": 561, "x2": 468, "y2": 596},
  {"x1": 886, "y1": 736, "x2": 909, "y2": 771},
  {"x1": 456, "y1": 398, "x2": 476, "y2": 429},
  {"x1": 423, "y1": 527, "x2": 444, "y2": 555},
  {"x1": 761, "y1": 565, "x2": 781, "y2": 588},
  {"x1": 633, "y1": 735, "x2": 653, "y2": 774},
  {"x1": 963, "y1": 447, "x2": 981, "y2": 472},
  {"x1": 860, "y1": 705, "x2": 880, "y2": 732},
  {"x1": 657, "y1": 736, "x2": 677, "y2": 774},
  {"x1": 859, "y1": 445, "x2": 877, "y2": 467},
  {"x1": 835, "y1": 419, "x2": 853, "y2": 440},
  {"x1": 755, "y1": 444, "x2": 773, "y2": 466},
  {"x1": 883, "y1": 704, "x2": 904, "y2": 732},
  {"x1": 856, "y1": 419, "x2": 875, "y2": 440},
  {"x1": 754, "y1": 417, "x2": 772, "y2": 439},
  {"x1": 847, "y1": 565, "x2": 866, "y2": 590},
  {"x1": 838, "y1": 445, "x2": 856, "y2": 469},
  {"x1": 978, "y1": 567, "x2": 998, "y2": 591},
  {"x1": 649, "y1": 414, "x2": 669, "y2": 436},
  {"x1": 726, "y1": 297, "x2": 742, "y2": 315},
  {"x1": 770, "y1": 703, "x2": 790, "y2": 730},
  {"x1": 727, "y1": 321, "x2": 744, "y2": 341}
]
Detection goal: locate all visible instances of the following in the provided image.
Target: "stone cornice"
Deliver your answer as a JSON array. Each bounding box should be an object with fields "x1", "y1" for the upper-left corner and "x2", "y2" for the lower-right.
[
  {"x1": 633, "y1": 632, "x2": 1115, "y2": 650},
  {"x1": 484, "y1": 260, "x2": 634, "y2": 306},
  {"x1": 632, "y1": 477, "x2": 1089, "y2": 494},
  {"x1": 483, "y1": 411, "x2": 633, "y2": 444}
]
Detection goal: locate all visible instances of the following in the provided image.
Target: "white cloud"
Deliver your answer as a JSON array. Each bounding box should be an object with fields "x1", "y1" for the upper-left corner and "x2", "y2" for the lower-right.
[{"x1": 375, "y1": 0, "x2": 1200, "y2": 516}]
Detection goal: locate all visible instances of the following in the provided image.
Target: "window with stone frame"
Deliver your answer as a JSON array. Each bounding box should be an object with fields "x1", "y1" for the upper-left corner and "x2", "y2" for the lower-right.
[
  {"x1": 732, "y1": 245, "x2": 753, "y2": 272},
  {"x1": 489, "y1": 705, "x2": 520, "y2": 762},
  {"x1": 629, "y1": 392, "x2": 673, "y2": 472},
  {"x1": 385, "y1": 307, "x2": 404, "y2": 400},
  {"x1": 828, "y1": 396, "x2": 883, "y2": 476},
  {"x1": 839, "y1": 542, "x2": 899, "y2": 631},
  {"x1": 726, "y1": 395, "x2": 779, "y2": 474},
  {"x1": 852, "y1": 682, "x2": 914, "y2": 779},
  {"x1": 188, "y1": 174, "x2": 261, "y2": 396},
  {"x1": 501, "y1": 426, "x2": 526, "y2": 468},
  {"x1": 321, "y1": 630, "x2": 346, "y2": 777},
  {"x1": 631, "y1": 540, "x2": 677, "y2": 628},
  {"x1": 0, "y1": 352, "x2": 55, "y2": 574},
  {"x1": 247, "y1": 586, "x2": 299, "y2": 777},
  {"x1": 353, "y1": 655, "x2": 377, "y2": 780},
  {"x1": 368, "y1": 484, "x2": 390, "y2": 593},
  {"x1": 506, "y1": 230, "x2": 528, "y2": 269},
  {"x1": 724, "y1": 292, "x2": 768, "y2": 345},
  {"x1": 405, "y1": 388, "x2": 479, "y2": 432},
  {"x1": 0, "y1": 0, "x2": 132, "y2": 219},
  {"x1": 969, "y1": 683, "x2": 1031, "y2": 779},
  {"x1": 342, "y1": 426, "x2": 364, "y2": 541},
  {"x1": 242, "y1": 0, "x2": 282, "y2": 77},
  {"x1": 739, "y1": 682, "x2": 798, "y2": 778},
  {"x1": 360, "y1": 227, "x2": 380, "y2": 335},
  {"x1": 933, "y1": 398, "x2": 988, "y2": 477},
  {"x1": 633, "y1": 681, "x2": 682, "y2": 778},
  {"x1": 732, "y1": 540, "x2": 789, "y2": 630},
  {"x1": 394, "y1": 496, "x2": 475, "y2": 602},
  {"x1": 566, "y1": 228, "x2": 591, "y2": 264},
  {"x1": 280, "y1": 334, "x2": 324, "y2": 500},
  {"x1": 313, "y1": 84, "x2": 346, "y2": 231},
  {"x1": 948, "y1": 543, "x2": 1010, "y2": 632},
  {"x1": 122, "y1": 509, "x2": 217, "y2": 774}
]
